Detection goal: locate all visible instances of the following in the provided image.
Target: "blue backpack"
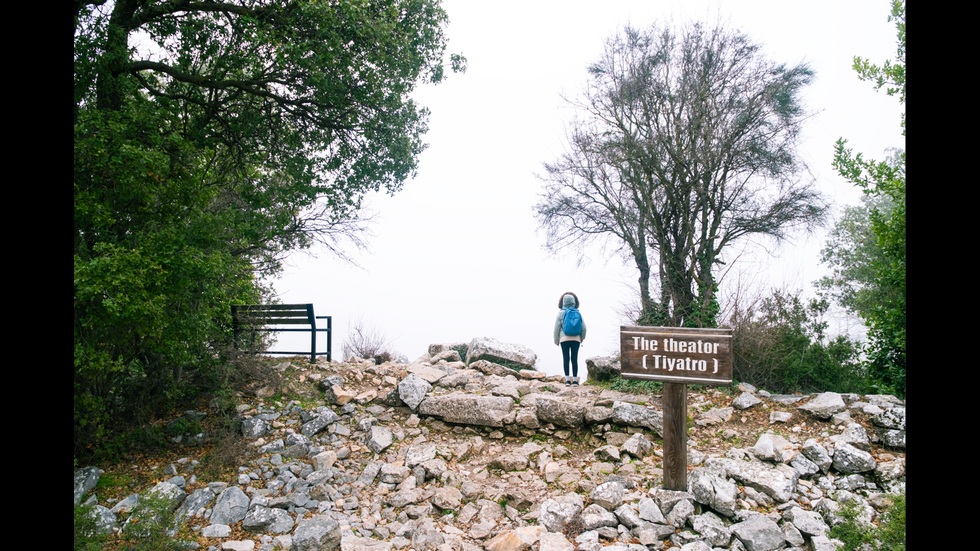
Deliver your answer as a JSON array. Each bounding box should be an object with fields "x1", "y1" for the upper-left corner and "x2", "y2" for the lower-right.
[{"x1": 562, "y1": 308, "x2": 582, "y2": 336}]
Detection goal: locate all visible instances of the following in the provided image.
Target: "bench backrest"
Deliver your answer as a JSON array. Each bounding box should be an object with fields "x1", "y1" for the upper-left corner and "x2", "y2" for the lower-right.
[{"x1": 232, "y1": 304, "x2": 315, "y2": 328}]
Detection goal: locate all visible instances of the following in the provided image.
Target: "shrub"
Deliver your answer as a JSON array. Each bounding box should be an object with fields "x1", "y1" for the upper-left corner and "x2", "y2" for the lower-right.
[
  {"x1": 830, "y1": 493, "x2": 905, "y2": 551},
  {"x1": 74, "y1": 504, "x2": 107, "y2": 551},
  {"x1": 120, "y1": 490, "x2": 190, "y2": 551},
  {"x1": 728, "y1": 289, "x2": 871, "y2": 395},
  {"x1": 342, "y1": 319, "x2": 395, "y2": 364}
]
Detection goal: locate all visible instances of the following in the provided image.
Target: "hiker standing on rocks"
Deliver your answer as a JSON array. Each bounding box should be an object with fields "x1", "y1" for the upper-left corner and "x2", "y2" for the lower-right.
[{"x1": 554, "y1": 292, "x2": 587, "y2": 386}]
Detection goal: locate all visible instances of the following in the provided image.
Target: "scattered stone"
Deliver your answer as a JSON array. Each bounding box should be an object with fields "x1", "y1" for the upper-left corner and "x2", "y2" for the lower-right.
[
  {"x1": 211, "y1": 486, "x2": 249, "y2": 525},
  {"x1": 535, "y1": 396, "x2": 586, "y2": 428},
  {"x1": 366, "y1": 426, "x2": 393, "y2": 454},
  {"x1": 769, "y1": 411, "x2": 792, "y2": 424},
  {"x1": 612, "y1": 401, "x2": 663, "y2": 435},
  {"x1": 81, "y1": 354, "x2": 907, "y2": 551},
  {"x1": 730, "y1": 515, "x2": 785, "y2": 551},
  {"x1": 292, "y1": 516, "x2": 341, "y2": 551},
  {"x1": 222, "y1": 541, "x2": 255, "y2": 551},
  {"x1": 621, "y1": 433, "x2": 652, "y2": 458},
  {"x1": 398, "y1": 373, "x2": 432, "y2": 411},
  {"x1": 538, "y1": 494, "x2": 585, "y2": 532},
  {"x1": 798, "y1": 392, "x2": 846, "y2": 419},
  {"x1": 242, "y1": 505, "x2": 294, "y2": 534},
  {"x1": 832, "y1": 443, "x2": 877, "y2": 473},
  {"x1": 203, "y1": 524, "x2": 232, "y2": 538},
  {"x1": 74, "y1": 466, "x2": 102, "y2": 505},
  {"x1": 733, "y1": 392, "x2": 763, "y2": 410},
  {"x1": 696, "y1": 407, "x2": 732, "y2": 426}
]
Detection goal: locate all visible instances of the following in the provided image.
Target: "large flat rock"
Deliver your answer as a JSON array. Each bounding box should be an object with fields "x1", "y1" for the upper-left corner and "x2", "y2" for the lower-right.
[
  {"x1": 418, "y1": 394, "x2": 515, "y2": 427},
  {"x1": 466, "y1": 337, "x2": 537, "y2": 369}
]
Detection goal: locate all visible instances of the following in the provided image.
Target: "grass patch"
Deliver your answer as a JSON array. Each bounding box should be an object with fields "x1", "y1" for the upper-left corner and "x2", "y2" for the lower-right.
[
  {"x1": 830, "y1": 493, "x2": 906, "y2": 551},
  {"x1": 74, "y1": 504, "x2": 108, "y2": 551}
]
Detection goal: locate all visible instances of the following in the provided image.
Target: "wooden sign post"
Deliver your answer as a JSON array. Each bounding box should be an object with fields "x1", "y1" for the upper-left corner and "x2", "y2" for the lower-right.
[{"x1": 620, "y1": 326, "x2": 733, "y2": 490}]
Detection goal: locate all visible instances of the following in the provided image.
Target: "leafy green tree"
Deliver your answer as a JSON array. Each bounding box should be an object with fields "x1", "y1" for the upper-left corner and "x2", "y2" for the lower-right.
[
  {"x1": 535, "y1": 22, "x2": 826, "y2": 329},
  {"x1": 830, "y1": 0, "x2": 905, "y2": 396},
  {"x1": 74, "y1": 0, "x2": 463, "y2": 455}
]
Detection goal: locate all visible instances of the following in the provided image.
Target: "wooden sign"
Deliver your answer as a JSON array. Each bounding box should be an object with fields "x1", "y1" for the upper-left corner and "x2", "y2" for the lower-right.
[
  {"x1": 619, "y1": 326, "x2": 733, "y2": 386},
  {"x1": 619, "y1": 325, "x2": 732, "y2": 491}
]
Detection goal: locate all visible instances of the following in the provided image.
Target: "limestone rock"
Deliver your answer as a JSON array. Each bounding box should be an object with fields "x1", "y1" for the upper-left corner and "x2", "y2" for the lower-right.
[
  {"x1": 689, "y1": 512, "x2": 731, "y2": 547},
  {"x1": 621, "y1": 433, "x2": 653, "y2": 458},
  {"x1": 798, "y1": 392, "x2": 846, "y2": 419},
  {"x1": 689, "y1": 471, "x2": 737, "y2": 518},
  {"x1": 341, "y1": 536, "x2": 393, "y2": 551},
  {"x1": 730, "y1": 515, "x2": 785, "y2": 551},
  {"x1": 733, "y1": 392, "x2": 762, "y2": 410},
  {"x1": 749, "y1": 433, "x2": 793, "y2": 463},
  {"x1": 466, "y1": 337, "x2": 537, "y2": 369},
  {"x1": 398, "y1": 373, "x2": 432, "y2": 411},
  {"x1": 538, "y1": 493, "x2": 585, "y2": 532},
  {"x1": 489, "y1": 453, "x2": 529, "y2": 472},
  {"x1": 418, "y1": 394, "x2": 514, "y2": 427},
  {"x1": 696, "y1": 407, "x2": 732, "y2": 427},
  {"x1": 801, "y1": 439, "x2": 832, "y2": 474},
  {"x1": 769, "y1": 411, "x2": 792, "y2": 424},
  {"x1": 301, "y1": 410, "x2": 341, "y2": 437},
  {"x1": 832, "y1": 443, "x2": 877, "y2": 473},
  {"x1": 211, "y1": 486, "x2": 249, "y2": 525},
  {"x1": 366, "y1": 426, "x2": 393, "y2": 454},
  {"x1": 872, "y1": 406, "x2": 906, "y2": 430},
  {"x1": 590, "y1": 481, "x2": 625, "y2": 510},
  {"x1": 74, "y1": 466, "x2": 101, "y2": 505},
  {"x1": 637, "y1": 498, "x2": 666, "y2": 524},
  {"x1": 539, "y1": 532, "x2": 574, "y2": 551},
  {"x1": 292, "y1": 515, "x2": 341, "y2": 551},
  {"x1": 241, "y1": 417, "x2": 269, "y2": 439},
  {"x1": 830, "y1": 423, "x2": 871, "y2": 451},
  {"x1": 242, "y1": 505, "x2": 294, "y2": 534},
  {"x1": 176, "y1": 488, "x2": 215, "y2": 523},
  {"x1": 535, "y1": 396, "x2": 586, "y2": 428},
  {"x1": 429, "y1": 342, "x2": 468, "y2": 358},
  {"x1": 407, "y1": 363, "x2": 450, "y2": 384},
  {"x1": 202, "y1": 524, "x2": 231, "y2": 538},
  {"x1": 585, "y1": 356, "x2": 621, "y2": 382},
  {"x1": 612, "y1": 401, "x2": 663, "y2": 435},
  {"x1": 784, "y1": 506, "x2": 829, "y2": 537},
  {"x1": 880, "y1": 428, "x2": 906, "y2": 449},
  {"x1": 707, "y1": 458, "x2": 798, "y2": 503},
  {"x1": 580, "y1": 504, "x2": 618, "y2": 530},
  {"x1": 469, "y1": 360, "x2": 519, "y2": 377}
]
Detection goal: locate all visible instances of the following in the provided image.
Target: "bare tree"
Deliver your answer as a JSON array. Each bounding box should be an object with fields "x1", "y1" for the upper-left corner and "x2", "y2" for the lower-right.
[{"x1": 536, "y1": 22, "x2": 827, "y2": 327}]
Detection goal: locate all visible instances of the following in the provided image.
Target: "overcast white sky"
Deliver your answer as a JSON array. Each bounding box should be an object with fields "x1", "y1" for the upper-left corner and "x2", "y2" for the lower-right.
[{"x1": 271, "y1": 0, "x2": 905, "y2": 378}]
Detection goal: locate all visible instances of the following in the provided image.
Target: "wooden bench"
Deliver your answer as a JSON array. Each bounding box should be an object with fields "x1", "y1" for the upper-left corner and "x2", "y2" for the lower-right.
[{"x1": 232, "y1": 304, "x2": 332, "y2": 364}]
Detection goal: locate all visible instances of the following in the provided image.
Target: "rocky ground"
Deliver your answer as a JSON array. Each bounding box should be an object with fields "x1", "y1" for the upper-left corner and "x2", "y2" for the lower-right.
[{"x1": 74, "y1": 338, "x2": 906, "y2": 551}]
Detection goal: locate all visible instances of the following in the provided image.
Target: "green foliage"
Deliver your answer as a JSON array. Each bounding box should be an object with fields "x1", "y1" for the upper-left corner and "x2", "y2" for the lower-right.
[
  {"x1": 121, "y1": 491, "x2": 191, "y2": 551},
  {"x1": 830, "y1": 0, "x2": 905, "y2": 398},
  {"x1": 830, "y1": 493, "x2": 906, "y2": 551},
  {"x1": 606, "y1": 378, "x2": 662, "y2": 395},
  {"x1": 874, "y1": 493, "x2": 907, "y2": 551},
  {"x1": 74, "y1": 504, "x2": 107, "y2": 551},
  {"x1": 730, "y1": 290, "x2": 870, "y2": 395},
  {"x1": 74, "y1": 0, "x2": 463, "y2": 457}
]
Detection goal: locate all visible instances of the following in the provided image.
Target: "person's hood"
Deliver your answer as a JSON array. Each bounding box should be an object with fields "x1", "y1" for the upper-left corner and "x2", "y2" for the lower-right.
[{"x1": 562, "y1": 294, "x2": 577, "y2": 309}]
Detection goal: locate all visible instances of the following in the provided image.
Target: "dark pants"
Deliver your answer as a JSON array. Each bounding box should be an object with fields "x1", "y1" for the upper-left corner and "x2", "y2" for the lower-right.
[{"x1": 561, "y1": 340, "x2": 580, "y2": 378}]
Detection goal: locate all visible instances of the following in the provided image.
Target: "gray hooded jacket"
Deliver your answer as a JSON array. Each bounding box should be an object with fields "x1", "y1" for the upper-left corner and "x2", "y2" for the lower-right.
[{"x1": 554, "y1": 294, "x2": 587, "y2": 345}]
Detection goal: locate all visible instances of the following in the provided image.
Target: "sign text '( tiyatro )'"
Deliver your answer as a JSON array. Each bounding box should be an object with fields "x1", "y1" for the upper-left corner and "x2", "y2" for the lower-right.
[{"x1": 630, "y1": 336, "x2": 722, "y2": 373}]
